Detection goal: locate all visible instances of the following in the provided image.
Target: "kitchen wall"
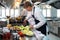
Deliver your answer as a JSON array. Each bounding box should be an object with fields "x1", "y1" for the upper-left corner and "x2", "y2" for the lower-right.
[{"x1": 0, "y1": 4, "x2": 60, "y2": 20}]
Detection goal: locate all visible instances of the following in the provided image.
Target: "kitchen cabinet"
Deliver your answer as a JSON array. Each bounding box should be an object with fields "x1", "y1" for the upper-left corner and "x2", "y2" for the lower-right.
[{"x1": 47, "y1": 20, "x2": 60, "y2": 37}]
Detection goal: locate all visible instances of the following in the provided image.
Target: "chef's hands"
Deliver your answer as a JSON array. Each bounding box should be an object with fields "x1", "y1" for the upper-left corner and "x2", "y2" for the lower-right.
[
  {"x1": 30, "y1": 25, "x2": 34, "y2": 29},
  {"x1": 23, "y1": 19, "x2": 34, "y2": 29},
  {"x1": 23, "y1": 19, "x2": 27, "y2": 26},
  {"x1": 24, "y1": 19, "x2": 27, "y2": 23}
]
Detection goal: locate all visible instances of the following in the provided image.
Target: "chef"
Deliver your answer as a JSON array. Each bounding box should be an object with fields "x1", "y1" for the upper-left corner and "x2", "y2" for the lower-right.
[{"x1": 23, "y1": 1, "x2": 47, "y2": 36}]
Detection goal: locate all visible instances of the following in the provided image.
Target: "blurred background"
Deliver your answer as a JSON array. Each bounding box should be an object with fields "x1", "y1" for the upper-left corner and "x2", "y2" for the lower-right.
[{"x1": 0, "y1": 0, "x2": 60, "y2": 40}]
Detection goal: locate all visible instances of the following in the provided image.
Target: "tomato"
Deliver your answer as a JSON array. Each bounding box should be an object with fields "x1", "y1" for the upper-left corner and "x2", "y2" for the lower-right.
[{"x1": 18, "y1": 31, "x2": 24, "y2": 37}]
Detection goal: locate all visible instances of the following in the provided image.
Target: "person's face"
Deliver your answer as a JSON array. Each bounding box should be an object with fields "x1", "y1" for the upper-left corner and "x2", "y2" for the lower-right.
[{"x1": 26, "y1": 6, "x2": 32, "y2": 11}]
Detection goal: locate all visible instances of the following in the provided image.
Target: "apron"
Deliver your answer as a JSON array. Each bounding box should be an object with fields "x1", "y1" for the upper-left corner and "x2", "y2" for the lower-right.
[{"x1": 32, "y1": 7, "x2": 47, "y2": 35}]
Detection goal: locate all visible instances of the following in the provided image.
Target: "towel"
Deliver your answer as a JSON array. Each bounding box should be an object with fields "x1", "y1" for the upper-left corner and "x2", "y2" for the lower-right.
[{"x1": 32, "y1": 29, "x2": 45, "y2": 40}]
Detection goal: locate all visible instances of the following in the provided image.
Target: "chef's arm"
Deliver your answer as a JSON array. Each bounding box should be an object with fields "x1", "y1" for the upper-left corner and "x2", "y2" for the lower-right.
[
  {"x1": 20, "y1": 10, "x2": 25, "y2": 17},
  {"x1": 33, "y1": 19, "x2": 46, "y2": 29},
  {"x1": 20, "y1": 9, "x2": 27, "y2": 17},
  {"x1": 33, "y1": 11, "x2": 46, "y2": 29},
  {"x1": 23, "y1": 14, "x2": 30, "y2": 23}
]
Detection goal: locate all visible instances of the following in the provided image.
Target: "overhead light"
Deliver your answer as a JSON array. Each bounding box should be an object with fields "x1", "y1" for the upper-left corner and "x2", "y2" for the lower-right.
[
  {"x1": 12, "y1": 0, "x2": 22, "y2": 8},
  {"x1": 46, "y1": 5, "x2": 51, "y2": 8},
  {"x1": 41, "y1": 3, "x2": 51, "y2": 9}
]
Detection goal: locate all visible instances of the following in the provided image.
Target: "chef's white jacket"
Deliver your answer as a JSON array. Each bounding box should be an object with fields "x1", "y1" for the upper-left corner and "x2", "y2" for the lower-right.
[
  {"x1": 25, "y1": 2, "x2": 46, "y2": 29},
  {"x1": 21, "y1": 9, "x2": 28, "y2": 16}
]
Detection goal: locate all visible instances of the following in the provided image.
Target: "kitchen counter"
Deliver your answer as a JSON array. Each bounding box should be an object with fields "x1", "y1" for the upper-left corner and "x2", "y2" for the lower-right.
[
  {"x1": 2, "y1": 25, "x2": 44, "y2": 40},
  {"x1": 11, "y1": 32, "x2": 44, "y2": 40},
  {"x1": 20, "y1": 36, "x2": 37, "y2": 40}
]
